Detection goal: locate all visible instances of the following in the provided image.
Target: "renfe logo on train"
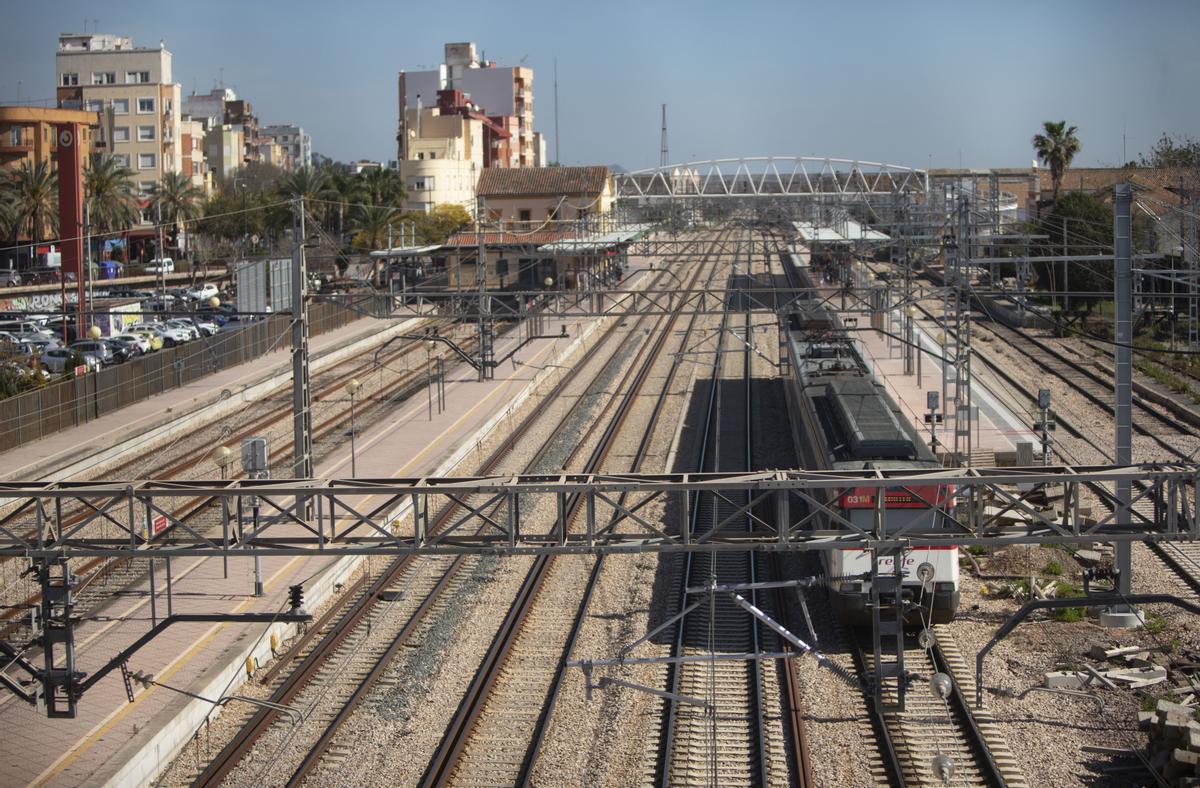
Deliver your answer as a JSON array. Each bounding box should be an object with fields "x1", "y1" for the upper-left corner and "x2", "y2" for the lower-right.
[{"x1": 837, "y1": 485, "x2": 953, "y2": 509}]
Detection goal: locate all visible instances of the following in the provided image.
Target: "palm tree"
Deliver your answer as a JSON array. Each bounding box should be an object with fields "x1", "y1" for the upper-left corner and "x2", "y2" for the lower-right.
[
  {"x1": 0, "y1": 194, "x2": 17, "y2": 246},
  {"x1": 350, "y1": 204, "x2": 402, "y2": 251},
  {"x1": 327, "y1": 168, "x2": 365, "y2": 239},
  {"x1": 1032, "y1": 121, "x2": 1081, "y2": 204},
  {"x1": 84, "y1": 153, "x2": 139, "y2": 235},
  {"x1": 357, "y1": 167, "x2": 404, "y2": 207},
  {"x1": 149, "y1": 172, "x2": 204, "y2": 255},
  {"x1": 278, "y1": 166, "x2": 335, "y2": 206},
  {"x1": 5, "y1": 161, "x2": 58, "y2": 244}
]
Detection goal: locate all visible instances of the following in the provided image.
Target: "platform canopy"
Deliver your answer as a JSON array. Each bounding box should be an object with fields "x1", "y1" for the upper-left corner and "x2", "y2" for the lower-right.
[
  {"x1": 536, "y1": 224, "x2": 655, "y2": 254},
  {"x1": 368, "y1": 244, "x2": 444, "y2": 259},
  {"x1": 794, "y1": 219, "x2": 890, "y2": 244}
]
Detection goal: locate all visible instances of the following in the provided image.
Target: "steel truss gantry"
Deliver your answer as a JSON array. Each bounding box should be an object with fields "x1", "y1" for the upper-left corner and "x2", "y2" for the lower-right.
[
  {"x1": 1, "y1": 464, "x2": 1195, "y2": 560},
  {"x1": 614, "y1": 157, "x2": 930, "y2": 200}
]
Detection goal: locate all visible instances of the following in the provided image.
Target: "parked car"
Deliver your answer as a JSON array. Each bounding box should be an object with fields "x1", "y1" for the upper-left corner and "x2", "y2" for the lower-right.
[
  {"x1": 177, "y1": 316, "x2": 218, "y2": 336},
  {"x1": 39, "y1": 347, "x2": 98, "y2": 374},
  {"x1": 130, "y1": 322, "x2": 190, "y2": 347},
  {"x1": 105, "y1": 288, "x2": 153, "y2": 300},
  {"x1": 145, "y1": 258, "x2": 175, "y2": 274},
  {"x1": 99, "y1": 339, "x2": 135, "y2": 363},
  {"x1": 218, "y1": 316, "x2": 254, "y2": 333},
  {"x1": 0, "y1": 321, "x2": 53, "y2": 338},
  {"x1": 129, "y1": 328, "x2": 164, "y2": 352},
  {"x1": 69, "y1": 340, "x2": 115, "y2": 366},
  {"x1": 112, "y1": 333, "x2": 151, "y2": 355},
  {"x1": 186, "y1": 283, "x2": 219, "y2": 302},
  {"x1": 165, "y1": 319, "x2": 200, "y2": 341}
]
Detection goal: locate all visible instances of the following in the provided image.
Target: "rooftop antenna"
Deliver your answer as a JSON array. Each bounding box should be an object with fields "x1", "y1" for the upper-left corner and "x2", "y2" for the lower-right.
[
  {"x1": 660, "y1": 104, "x2": 668, "y2": 168},
  {"x1": 553, "y1": 58, "x2": 560, "y2": 165}
]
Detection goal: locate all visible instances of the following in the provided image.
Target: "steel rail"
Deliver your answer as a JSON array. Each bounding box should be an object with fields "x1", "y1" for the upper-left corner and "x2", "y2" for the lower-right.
[
  {"x1": 417, "y1": 230, "x2": 731, "y2": 788},
  {"x1": 518, "y1": 229, "x2": 737, "y2": 786},
  {"x1": 191, "y1": 257, "x2": 671, "y2": 787}
]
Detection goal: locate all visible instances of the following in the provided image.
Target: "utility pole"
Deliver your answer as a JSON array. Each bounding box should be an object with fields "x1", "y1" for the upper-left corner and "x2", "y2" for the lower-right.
[
  {"x1": 553, "y1": 58, "x2": 560, "y2": 165},
  {"x1": 1105, "y1": 182, "x2": 1139, "y2": 627},
  {"x1": 291, "y1": 197, "x2": 313, "y2": 488}
]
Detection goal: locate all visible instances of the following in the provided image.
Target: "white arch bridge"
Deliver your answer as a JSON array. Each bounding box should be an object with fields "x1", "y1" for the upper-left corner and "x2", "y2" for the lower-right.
[{"x1": 614, "y1": 156, "x2": 929, "y2": 200}]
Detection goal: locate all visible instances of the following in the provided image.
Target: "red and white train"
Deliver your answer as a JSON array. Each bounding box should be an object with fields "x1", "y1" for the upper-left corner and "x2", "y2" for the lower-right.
[{"x1": 782, "y1": 295, "x2": 959, "y2": 625}]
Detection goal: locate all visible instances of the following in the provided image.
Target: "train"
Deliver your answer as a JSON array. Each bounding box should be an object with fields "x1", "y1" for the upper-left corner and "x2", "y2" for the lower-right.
[{"x1": 780, "y1": 253, "x2": 960, "y2": 625}]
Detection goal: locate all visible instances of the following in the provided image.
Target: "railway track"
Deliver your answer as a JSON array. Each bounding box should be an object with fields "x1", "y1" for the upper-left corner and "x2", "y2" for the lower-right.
[
  {"x1": 419, "y1": 231, "x2": 733, "y2": 787},
  {"x1": 853, "y1": 631, "x2": 1016, "y2": 787},
  {"x1": 659, "y1": 229, "x2": 782, "y2": 787},
  {"x1": 191, "y1": 230, "x2": 723, "y2": 786},
  {"x1": 0, "y1": 317, "x2": 469, "y2": 640}
]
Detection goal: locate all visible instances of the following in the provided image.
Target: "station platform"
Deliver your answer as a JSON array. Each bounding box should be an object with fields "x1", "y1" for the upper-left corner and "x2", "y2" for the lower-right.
[
  {"x1": 1, "y1": 313, "x2": 403, "y2": 481},
  {"x1": 847, "y1": 294, "x2": 1039, "y2": 462},
  {"x1": 0, "y1": 251, "x2": 662, "y2": 786}
]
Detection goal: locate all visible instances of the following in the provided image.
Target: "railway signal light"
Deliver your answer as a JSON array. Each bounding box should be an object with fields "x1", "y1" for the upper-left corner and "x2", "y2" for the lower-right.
[{"x1": 288, "y1": 584, "x2": 307, "y2": 616}]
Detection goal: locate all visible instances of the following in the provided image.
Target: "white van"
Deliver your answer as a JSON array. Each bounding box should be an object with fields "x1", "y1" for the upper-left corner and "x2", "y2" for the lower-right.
[{"x1": 146, "y1": 258, "x2": 175, "y2": 274}]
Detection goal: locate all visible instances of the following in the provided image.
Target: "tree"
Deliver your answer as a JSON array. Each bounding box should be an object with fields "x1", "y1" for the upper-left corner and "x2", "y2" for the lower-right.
[
  {"x1": 350, "y1": 204, "x2": 402, "y2": 251},
  {"x1": 4, "y1": 161, "x2": 58, "y2": 243},
  {"x1": 150, "y1": 172, "x2": 204, "y2": 254},
  {"x1": 1032, "y1": 121, "x2": 1081, "y2": 204},
  {"x1": 278, "y1": 166, "x2": 334, "y2": 205},
  {"x1": 326, "y1": 168, "x2": 366, "y2": 239},
  {"x1": 1138, "y1": 134, "x2": 1200, "y2": 169},
  {"x1": 84, "y1": 153, "x2": 139, "y2": 236},
  {"x1": 410, "y1": 203, "x2": 471, "y2": 245},
  {"x1": 357, "y1": 167, "x2": 404, "y2": 207}
]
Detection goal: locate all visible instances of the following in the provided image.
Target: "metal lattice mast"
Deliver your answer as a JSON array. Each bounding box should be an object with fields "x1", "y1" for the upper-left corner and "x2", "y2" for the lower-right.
[
  {"x1": 292, "y1": 197, "x2": 313, "y2": 482},
  {"x1": 659, "y1": 104, "x2": 668, "y2": 169},
  {"x1": 1186, "y1": 185, "x2": 1198, "y2": 350},
  {"x1": 950, "y1": 190, "x2": 973, "y2": 465},
  {"x1": 1113, "y1": 183, "x2": 1134, "y2": 601}
]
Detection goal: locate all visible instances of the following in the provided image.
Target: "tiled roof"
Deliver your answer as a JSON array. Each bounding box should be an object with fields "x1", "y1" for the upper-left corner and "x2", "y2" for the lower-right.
[
  {"x1": 1037, "y1": 167, "x2": 1183, "y2": 214},
  {"x1": 443, "y1": 230, "x2": 570, "y2": 247},
  {"x1": 477, "y1": 166, "x2": 611, "y2": 198}
]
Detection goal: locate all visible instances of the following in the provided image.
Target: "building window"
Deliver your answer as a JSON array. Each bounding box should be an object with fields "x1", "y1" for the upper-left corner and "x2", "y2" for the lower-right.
[
  {"x1": 84, "y1": 99, "x2": 104, "y2": 112},
  {"x1": 111, "y1": 98, "x2": 129, "y2": 115},
  {"x1": 91, "y1": 72, "x2": 116, "y2": 85},
  {"x1": 138, "y1": 153, "x2": 156, "y2": 170},
  {"x1": 429, "y1": 152, "x2": 436, "y2": 160},
  {"x1": 136, "y1": 97, "x2": 155, "y2": 114},
  {"x1": 137, "y1": 125, "x2": 155, "y2": 141},
  {"x1": 417, "y1": 152, "x2": 424, "y2": 160},
  {"x1": 9, "y1": 128, "x2": 20, "y2": 146},
  {"x1": 519, "y1": 210, "x2": 531, "y2": 222},
  {"x1": 112, "y1": 126, "x2": 130, "y2": 143},
  {"x1": 138, "y1": 181, "x2": 155, "y2": 195},
  {"x1": 496, "y1": 258, "x2": 509, "y2": 278},
  {"x1": 125, "y1": 71, "x2": 150, "y2": 84},
  {"x1": 112, "y1": 153, "x2": 130, "y2": 167},
  {"x1": 60, "y1": 72, "x2": 79, "y2": 87}
]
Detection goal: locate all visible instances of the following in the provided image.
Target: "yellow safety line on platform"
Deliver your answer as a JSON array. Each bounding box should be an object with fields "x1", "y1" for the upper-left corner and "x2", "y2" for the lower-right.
[{"x1": 32, "y1": 556, "x2": 302, "y2": 787}]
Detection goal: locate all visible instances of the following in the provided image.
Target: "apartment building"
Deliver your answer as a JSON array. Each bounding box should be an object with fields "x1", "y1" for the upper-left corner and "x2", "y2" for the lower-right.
[
  {"x1": 398, "y1": 42, "x2": 540, "y2": 169},
  {"x1": 0, "y1": 106, "x2": 100, "y2": 172},
  {"x1": 400, "y1": 99, "x2": 486, "y2": 214},
  {"x1": 180, "y1": 117, "x2": 211, "y2": 193},
  {"x1": 261, "y1": 124, "x2": 311, "y2": 171},
  {"x1": 203, "y1": 124, "x2": 244, "y2": 183},
  {"x1": 182, "y1": 86, "x2": 236, "y2": 129},
  {"x1": 55, "y1": 32, "x2": 182, "y2": 218}
]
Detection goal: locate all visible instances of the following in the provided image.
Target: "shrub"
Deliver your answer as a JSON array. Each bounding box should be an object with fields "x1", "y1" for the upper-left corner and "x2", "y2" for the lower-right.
[{"x1": 1043, "y1": 560, "x2": 1063, "y2": 576}]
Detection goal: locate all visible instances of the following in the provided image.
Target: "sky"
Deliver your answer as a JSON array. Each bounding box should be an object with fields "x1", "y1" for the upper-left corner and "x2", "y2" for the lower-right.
[{"x1": 2, "y1": 0, "x2": 1198, "y2": 172}]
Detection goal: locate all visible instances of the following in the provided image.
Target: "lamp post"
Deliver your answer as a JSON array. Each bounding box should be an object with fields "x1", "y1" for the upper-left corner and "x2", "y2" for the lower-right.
[
  {"x1": 345, "y1": 379, "x2": 360, "y2": 475},
  {"x1": 905, "y1": 304, "x2": 917, "y2": 377},
  {"x1": 211, "y1": 445, "x2": 232, "y2": 480}
]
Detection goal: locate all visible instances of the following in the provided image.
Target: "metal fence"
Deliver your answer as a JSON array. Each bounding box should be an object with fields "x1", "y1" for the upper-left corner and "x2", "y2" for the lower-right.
[{"x1": 0, "y1": 301, "x2": 358, "y2": 454}]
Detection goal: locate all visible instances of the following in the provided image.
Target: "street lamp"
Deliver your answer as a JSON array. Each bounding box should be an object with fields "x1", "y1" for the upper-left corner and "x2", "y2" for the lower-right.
[
  {"x1": 345, "y1": 378, "x2": 360, "y2": 476},
  {"x1": 88, "y1": 325, "x2": 102, "y2": 340},
  {"x1": 209, "y1": 296, "x2": 220, "y2": 309},
  {"x1": 211, "y1": 445, "x2": 232, "y2": 480}
]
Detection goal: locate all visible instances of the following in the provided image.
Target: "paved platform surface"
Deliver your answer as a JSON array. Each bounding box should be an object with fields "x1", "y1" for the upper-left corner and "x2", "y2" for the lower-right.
[
  {"x1": 2, "y1": 314, "x2": 395, "y2": 480},
  {"x1": 853, "y1": 302, "x2": 1038, "y2": 459},
  {"x1": 0, "y1": 256, "x2": 660, "y2": 786}
]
